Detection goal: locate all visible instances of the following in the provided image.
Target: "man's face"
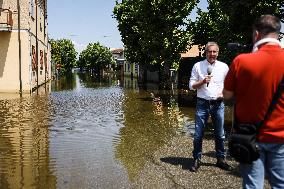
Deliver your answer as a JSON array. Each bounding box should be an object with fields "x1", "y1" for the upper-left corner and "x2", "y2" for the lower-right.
[{"x1": 206, "y1": 45, "x2": 219, "y2": 64}]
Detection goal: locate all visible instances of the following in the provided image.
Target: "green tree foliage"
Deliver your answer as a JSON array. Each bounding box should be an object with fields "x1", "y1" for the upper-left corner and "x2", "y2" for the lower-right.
[
  {"x1": 77, "y1": 42, "x2": 115, "y2": 73},
  {"x1": 113, "y1": 0, "x2": 198, "y2": 70},
  {"x1": 50, "y1": 39, "x2": 61, "y2": 67},
  {"x1": 191, "y1": 0, "x2": 284, "y2": 62},
  {"x1": 58, "y1": 39, "x2": 78, "y2": 72},
  {"x1": 50, "y1": 39, "x2": 77, "y2": 73}
]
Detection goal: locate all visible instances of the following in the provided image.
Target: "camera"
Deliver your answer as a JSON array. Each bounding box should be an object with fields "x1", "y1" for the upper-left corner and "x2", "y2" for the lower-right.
[{"x1": 227, "y1": 43, "x2": 252, "y2": 51}]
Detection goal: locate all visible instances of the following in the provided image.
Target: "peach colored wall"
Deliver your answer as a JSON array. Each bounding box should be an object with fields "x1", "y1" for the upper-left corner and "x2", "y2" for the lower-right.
[
  {"x1": 0, "y1": 0, "x2": 51, "y2": 93},
  {"x1": 180, "y1": 45, "x2": 203, "y2": 58},
  {"x1": 0, "y1": 31, "x2": 32, "y2": 92}
]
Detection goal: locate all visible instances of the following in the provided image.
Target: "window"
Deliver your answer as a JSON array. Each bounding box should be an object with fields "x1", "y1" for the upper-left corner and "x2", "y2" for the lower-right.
[
  {"x1": 40, "y1": 50, "x2": 43, "y2": 70},
  {"x1": 40, "y1": 8, "x2": 42, "y2": 32},
  {"x1": 44, "y1": 52, "x2": 47, "y2": 71},
  {"x1": 30, "y1": 0, "x2": 35, "y2": 18},
  {"x1": 32, "y1": 45, "x2": 37, "y2": 71}
]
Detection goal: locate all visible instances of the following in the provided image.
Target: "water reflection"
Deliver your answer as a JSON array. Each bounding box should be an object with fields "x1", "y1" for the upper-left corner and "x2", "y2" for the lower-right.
[
  {"x1": 52, "y1": 73, "x2": 77, "y2": 91},
  {"x1": 77, "y1": 72, "x2": 118, "y2": 89},
  {"x1": 0, "y1": 95, "x2": 56, "y2": 189},
  {"x1": 49, "y1": 74, "x2": 130, "y2": 189},
  {"x1": 114, "y1": 78, "x2": 195, "y2": 181},
  {"x1": 120, "y1": 76, "x2": 139, "y2": 90}
]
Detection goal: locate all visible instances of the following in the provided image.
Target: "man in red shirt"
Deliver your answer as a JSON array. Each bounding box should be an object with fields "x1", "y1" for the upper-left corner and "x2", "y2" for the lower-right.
[{"x1": 223, "y1": 14, "x2": 284, "y2": 188}]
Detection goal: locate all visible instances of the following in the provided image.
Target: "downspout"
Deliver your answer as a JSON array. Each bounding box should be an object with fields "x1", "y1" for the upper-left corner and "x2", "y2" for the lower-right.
[
  {"x1": 35, "y1": 0, "x2": 39, "y2": 88},
  {"x1": 17, "y1": 0, "x2": 22, "y2": 94},
  {"x1": 44, "y1": 1, "x2": 47, "y2": 83}
]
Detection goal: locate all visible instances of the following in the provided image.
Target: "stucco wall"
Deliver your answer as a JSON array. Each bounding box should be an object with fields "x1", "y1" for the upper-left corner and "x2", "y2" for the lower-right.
[
  {"x1": 0, "y1": 31, "x2": 33, "y2": 92},
  {"x1": 0, "y1": 0, "x2": 51, "y2": 93}
]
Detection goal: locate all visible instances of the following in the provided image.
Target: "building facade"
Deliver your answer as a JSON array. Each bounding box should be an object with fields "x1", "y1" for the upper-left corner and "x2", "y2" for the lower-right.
[
  {"x1": 0, "y1": 0, "x2": 51, "y2": 93},
  {"x1": 111, "y1": 48, "x2": 139, "y2": 79}
]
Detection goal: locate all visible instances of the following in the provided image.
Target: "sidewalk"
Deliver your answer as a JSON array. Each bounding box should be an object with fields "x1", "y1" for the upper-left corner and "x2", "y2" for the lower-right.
[{"x1": 132, "y1": 133, "x2": 270, "y2": 189}]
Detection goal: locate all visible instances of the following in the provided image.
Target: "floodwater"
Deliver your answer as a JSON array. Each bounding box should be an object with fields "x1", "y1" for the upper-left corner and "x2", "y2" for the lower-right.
[{"x1": 0, "y1": 72, "x2": 232, "y2": 189}]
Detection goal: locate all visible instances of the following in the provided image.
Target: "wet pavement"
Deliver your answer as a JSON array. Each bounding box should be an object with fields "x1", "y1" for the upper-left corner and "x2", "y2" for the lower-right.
[{"x1": 132, "y1": 133, "x2": 271, "y2": 189}]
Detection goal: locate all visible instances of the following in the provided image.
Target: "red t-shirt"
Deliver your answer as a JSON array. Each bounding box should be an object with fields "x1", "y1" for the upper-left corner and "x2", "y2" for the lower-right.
[{"x1": 224, "y1": 45, "x2": 284, "y2": 143}]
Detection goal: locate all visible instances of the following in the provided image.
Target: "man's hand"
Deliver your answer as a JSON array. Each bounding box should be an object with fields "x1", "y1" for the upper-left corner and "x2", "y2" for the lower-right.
[
  {"x1": 192, "y1": 75, "x2": 213, "y2": 89},
  {"x1": 203, "y1": 75, "x2": 212, "y2": 84}
]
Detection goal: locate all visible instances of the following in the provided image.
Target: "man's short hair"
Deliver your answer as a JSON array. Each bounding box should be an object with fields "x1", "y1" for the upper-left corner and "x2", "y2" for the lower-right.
[
  {"x1": 253, "y1": 14, "x2": 281, "y2": 36},
  {"x1": 205, "y1": 42, "x2": 219, "y2": 51}
]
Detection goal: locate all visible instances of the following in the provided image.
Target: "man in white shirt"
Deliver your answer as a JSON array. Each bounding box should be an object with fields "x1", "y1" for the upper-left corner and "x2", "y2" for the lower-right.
[{"x1": 189, "y1": 41, "x2": 231, "y2": 172}]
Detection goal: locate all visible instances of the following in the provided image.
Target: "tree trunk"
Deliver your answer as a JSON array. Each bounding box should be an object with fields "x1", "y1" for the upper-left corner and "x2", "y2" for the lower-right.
[{"x1": 159, "y1": 61, "x2": 171, "y2": 90}]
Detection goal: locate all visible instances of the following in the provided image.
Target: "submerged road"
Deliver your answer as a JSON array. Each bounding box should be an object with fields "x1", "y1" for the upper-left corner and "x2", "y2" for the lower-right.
[{"x1": 132, "y1": 134, "x2": 270, "y2": 189}]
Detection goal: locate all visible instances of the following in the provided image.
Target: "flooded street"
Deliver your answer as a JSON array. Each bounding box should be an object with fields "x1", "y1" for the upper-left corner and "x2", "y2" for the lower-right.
[{"x1": 0, "y1": 72, "x2": 232, "y2": 189}]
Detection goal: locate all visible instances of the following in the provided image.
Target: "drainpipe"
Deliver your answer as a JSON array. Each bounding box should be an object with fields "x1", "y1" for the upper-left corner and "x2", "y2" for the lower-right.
[
  {"x1": 44, "y1": 1, "x2": 47, "y2": 83},
  {"x1": 17, "y1": 0, "x2": 22, "y2": 94},
  {"x1": 35, "y1": 0, "x2": 39, "y2": 89}
]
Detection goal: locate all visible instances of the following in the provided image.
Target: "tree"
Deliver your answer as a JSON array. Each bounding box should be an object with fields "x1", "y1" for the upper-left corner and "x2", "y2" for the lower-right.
[
  {"x1": 57, "y1": 39, "x2": 78, "y2": 72},
  {"x1": 190, "y1": 0, "x2": 284, "y2": 62},
  {"x1": 50, "y1": 39, "x2": 77, "y2": 74},
  {"x1": 77, "y1": 42, "x2": 115, "y2": 74},
  {"x1": 50, "y1": 39, "x2": 62, "y2": 68},
  {"x1": 113, "y1": 0, "x2": 198, "y2": 88}
]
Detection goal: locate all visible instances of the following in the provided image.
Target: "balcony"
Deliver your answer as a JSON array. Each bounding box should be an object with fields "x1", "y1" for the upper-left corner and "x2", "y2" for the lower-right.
[{"x1": 0, "y1": 8, "x2": 13, "y2": 32}]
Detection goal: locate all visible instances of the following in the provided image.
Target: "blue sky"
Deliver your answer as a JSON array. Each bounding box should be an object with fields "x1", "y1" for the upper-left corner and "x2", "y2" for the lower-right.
[
  {"x1": 47, "y1": 1, "x2": 284, "y2": 53},
  {"x1": 48, "y1": 0, "x2": 122, "y2": 52},
  {"x1": 47, "y1": 0, "x2": 206, "y2": 53}
]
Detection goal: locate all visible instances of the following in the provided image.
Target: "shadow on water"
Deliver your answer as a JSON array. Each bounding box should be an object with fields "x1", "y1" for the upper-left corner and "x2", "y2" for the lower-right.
[{"x1": 0, "y1": 72, "x2": 233, "y2": 188}]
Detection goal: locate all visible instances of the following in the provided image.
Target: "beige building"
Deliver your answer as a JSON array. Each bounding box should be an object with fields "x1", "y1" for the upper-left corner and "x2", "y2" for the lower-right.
[
  {"x1": 111, "y1": 48, "x2": 139, "y2": 79},
  {"x1": 180, "y1": 44, "x2": 204, "y2": 58},
  {"x1": 0, "y1": 0, "x2": 51, "y2": 93}
]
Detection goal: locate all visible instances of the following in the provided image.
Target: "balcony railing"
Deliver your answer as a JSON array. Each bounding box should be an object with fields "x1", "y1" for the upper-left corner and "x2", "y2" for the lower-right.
[{"x1": 0, "y1": 8, "x2": 13, "y2": 31}]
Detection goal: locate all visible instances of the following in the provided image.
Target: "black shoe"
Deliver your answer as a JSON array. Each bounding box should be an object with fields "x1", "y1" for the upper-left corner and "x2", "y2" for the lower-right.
[
  {"x1": 190, "y1": 159, "x2": 201, "y2": 172},
  {"x1": 216, "y1": 158, "x2": 232, "y2": 171}
]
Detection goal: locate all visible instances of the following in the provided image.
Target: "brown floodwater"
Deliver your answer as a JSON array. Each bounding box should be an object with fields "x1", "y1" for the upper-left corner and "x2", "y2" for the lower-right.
[{"x1": 0, "y1": 72, "x2": 233, "y2": 189}]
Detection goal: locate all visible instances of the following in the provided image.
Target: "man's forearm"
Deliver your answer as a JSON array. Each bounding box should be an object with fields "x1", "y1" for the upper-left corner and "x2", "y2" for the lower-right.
[{"x1": 192, "y1": 79, "x2": 206, "y2": 89}]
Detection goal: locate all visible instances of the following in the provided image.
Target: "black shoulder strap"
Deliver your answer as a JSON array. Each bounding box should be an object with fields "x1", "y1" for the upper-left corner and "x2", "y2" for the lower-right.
[{"x1": 258, "y1": 76, "x2": 284, "y2": 127}]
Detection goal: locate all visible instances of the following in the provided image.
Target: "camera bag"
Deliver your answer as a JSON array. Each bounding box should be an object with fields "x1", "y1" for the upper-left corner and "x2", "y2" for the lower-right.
[
  {"x1": 228, "y1": 124, "x2": 259, "y2": 164},
  {"x1": 228, "y1": 76, "x2": 284, "y2": 164}
]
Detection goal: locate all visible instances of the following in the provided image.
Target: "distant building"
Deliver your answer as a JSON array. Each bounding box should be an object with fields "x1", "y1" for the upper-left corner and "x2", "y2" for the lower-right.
[
  {"x1": 180, "y1": 45, "x2": 204, "y2": 58},
  {"x1": 110, "y1": 45, "x2": 201, "y2": 84},
  {"x1": 110, "y1": 48, "x2": 139, "y2": 79},
  {"x1": 111, "y1": 48, "x2": 125, "y2": 67},
  {"x1": 0, "y1": 0, "x2": 51, "y2": 93},
  {"x1": 178, "y1": 45, "x2": 204, "y2": 89},
  {"x1": 111, "y1": 48, "x2": 125, "y2": 76},
  {"x1": 110, "y1": 48, "x2": 124, "y2": 60}
]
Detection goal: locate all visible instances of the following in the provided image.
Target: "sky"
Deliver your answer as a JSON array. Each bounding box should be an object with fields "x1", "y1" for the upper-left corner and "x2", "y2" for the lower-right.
[
  {"x1": 47, "y1": 0, "x2": 208, "y2": 53},
  {"x1": 48, "y1": 0, "x2": 122, "y2": 53}
]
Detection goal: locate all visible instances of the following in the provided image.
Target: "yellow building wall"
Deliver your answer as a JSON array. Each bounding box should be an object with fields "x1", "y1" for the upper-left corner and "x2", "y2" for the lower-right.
[
  {"x1": 0, "y1": 0, "x2": 51, "y2": 93},
  {"x1": 0, "y1": 31, "x2": 32, "y2": 92}
]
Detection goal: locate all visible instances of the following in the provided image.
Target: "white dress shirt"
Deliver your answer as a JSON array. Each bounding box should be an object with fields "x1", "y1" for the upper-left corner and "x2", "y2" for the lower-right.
[{"x1": 189, "y1": 59, "x2": 229, "y2": 100}]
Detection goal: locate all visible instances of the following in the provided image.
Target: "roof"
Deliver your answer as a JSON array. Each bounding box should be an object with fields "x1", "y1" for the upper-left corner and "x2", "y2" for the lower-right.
[
  {"x1": 180, "y1": 45, "x2": 203, "y2": 58},
  {"x1": 110, "y1": 48, "x2": 124, "y2": 54}
]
